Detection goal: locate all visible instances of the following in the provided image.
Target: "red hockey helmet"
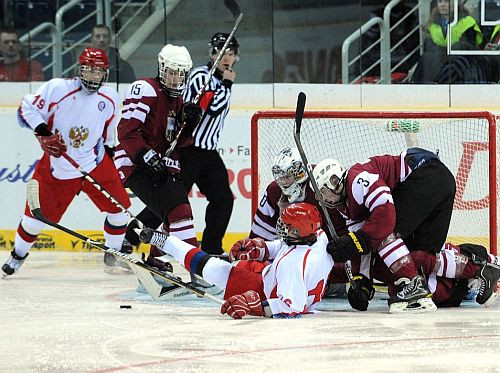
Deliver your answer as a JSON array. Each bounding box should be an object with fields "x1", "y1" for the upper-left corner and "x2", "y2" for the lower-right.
[
  {"x1": 277, "y1": 203, "x2": 322, "y2": 245},
  {"x1": 79, "y1": 47, "x2": 109, "y2": 93}
]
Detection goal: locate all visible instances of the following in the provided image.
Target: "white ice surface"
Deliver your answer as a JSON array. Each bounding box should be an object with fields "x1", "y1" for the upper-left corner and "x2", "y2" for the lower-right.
[{"x1": 0, "y1": 252, "x2": 499, "y2": 373}]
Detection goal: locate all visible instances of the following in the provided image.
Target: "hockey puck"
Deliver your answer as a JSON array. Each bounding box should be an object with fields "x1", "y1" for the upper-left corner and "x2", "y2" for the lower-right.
[{"x1": 120, "y1": 305, "x2": 132, "y2": 309}]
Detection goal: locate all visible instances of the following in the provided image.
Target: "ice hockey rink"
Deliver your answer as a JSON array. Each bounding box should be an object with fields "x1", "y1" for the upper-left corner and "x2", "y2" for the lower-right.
[{"x1": 0, "y1": 252, "x2": 499, "y2": 373}]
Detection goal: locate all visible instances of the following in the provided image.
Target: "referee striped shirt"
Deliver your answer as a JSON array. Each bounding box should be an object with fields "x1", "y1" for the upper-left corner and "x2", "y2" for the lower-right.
[{"x1": 182, "y1": 64, "x2": 232, "y2": 150}]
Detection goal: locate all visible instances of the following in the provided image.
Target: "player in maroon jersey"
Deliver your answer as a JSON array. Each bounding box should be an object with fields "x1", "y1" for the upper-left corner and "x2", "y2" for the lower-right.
[
  {"x1": 114, "y1": 44, "x2": 202, "y2": 270},
  {"x1": 312, "y1": 148, "x2": 457, "y2": 313},
  {"x1": 250, "y1": 147, "x2": 347, "y2": 240},
  {"x1": 348, "y1": 242, "x2": 500, "y2": 311}
]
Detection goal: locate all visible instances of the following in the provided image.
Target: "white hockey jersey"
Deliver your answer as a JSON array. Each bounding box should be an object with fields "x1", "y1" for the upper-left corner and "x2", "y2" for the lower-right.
[
  {"x1": 262, "y1": 230, "x2": 334, "y2": 316},
  {"x1": 18, "y1": 78, "x2": 121, "y2": 180}
]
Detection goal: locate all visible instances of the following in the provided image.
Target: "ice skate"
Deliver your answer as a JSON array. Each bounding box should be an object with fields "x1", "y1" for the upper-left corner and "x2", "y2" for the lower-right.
[
  {"x1": 475, "y1": 262, "x2": 500, "y2": 307},
  {"x1": 388, "y1": 275, "x2": 437, "y2": 313},
  {"x1": 189, "y1": 272, "x2": 224, "y2": 296},
  {"x1": 2, "y1": 250, "x2": 29, "y2": 278},
  {"x1": 103, "y1": 239, "x2": 134, "y2": 274}
]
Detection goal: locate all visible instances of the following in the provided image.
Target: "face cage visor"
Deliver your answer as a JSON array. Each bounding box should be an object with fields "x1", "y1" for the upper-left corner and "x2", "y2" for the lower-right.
[
  {"x1": 159, "y1": 66, "x2": 188, "y2": 97},
  {"x1": 80, "y1": 65, "x2": 108, "y2": 93}
]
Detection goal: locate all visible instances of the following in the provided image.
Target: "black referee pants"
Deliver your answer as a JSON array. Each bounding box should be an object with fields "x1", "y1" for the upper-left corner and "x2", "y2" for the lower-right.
[
  {"x1": 180, "y1": 146, "x2": 234, "y2": 255},
  {"x1": 393, "y1": 161, "x2": 456, "y2": 253}
]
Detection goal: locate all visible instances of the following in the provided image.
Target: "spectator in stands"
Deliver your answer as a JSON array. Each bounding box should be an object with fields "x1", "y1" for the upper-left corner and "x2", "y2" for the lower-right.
[
  {"x1": 90, "y1": 24, "x2": 136, "y2": 83},
  {"x1": 411, "y1": 0, "x2": 484, "y2": 83},
  {"x1": 0, "y1": 28, "x2": 44, "y2": 81},
  {"x1": 484, "y1": 24, "x2": 500, "y2": 50}
]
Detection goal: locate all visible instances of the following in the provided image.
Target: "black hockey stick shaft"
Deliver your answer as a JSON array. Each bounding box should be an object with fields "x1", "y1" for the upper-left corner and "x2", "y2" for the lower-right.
[
  {"x1": 61, "y1": 152, "x2": 143, "y2": 228},
  {"x1": 224, "y1": 0, "x2": 241, "y2": 18},
  {"x1": 26, "y1": 179, "x2": 223, "y2": 304},
  {"x1": 165, "y1": 6, "x2": 243, "y2": 158},
  {"x1": 293, "y1": 93, "x2": 338, "y2": 242},
  {"x1": 292, "y1": 92, "x2": 356, "y2": 287}
]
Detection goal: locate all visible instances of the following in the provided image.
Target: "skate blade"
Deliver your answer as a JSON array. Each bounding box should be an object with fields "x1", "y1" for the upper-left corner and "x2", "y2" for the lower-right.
[
  {"x1": 389, "y1": 297, "x2": 437, "y2": 314},
  {"x1": 188, "y1": 282, "x2": 225, "y2": 297},
  {"x1": 104, "y1": 265, "x2": 133, "y2": 275},
  {"x1": 482, "y1": 283, "x2": 500, "y2": 308}
]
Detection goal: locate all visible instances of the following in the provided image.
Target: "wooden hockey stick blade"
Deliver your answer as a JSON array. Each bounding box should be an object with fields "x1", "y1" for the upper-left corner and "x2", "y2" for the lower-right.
[
  {"x1": 25, "y1": 179, "x2": 224, "y2": 304},
  {"x1": 224, "y1": 0, "x2": 241, "y2": 18},
  {"x1": 294, "y1": 92, "x2": 306, "y2": 135}
]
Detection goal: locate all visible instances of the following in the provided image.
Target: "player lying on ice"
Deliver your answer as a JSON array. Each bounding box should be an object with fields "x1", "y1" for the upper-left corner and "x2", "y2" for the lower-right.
[
  {"x1": 329, "y1": 241, "x2": 500, "y2": 312},
  {"x1": 311, "y1": 154, "x2": 500, "y2": 312},
  {"x1": 138, "y1": 202, "x2": 335, "y2": 319}
]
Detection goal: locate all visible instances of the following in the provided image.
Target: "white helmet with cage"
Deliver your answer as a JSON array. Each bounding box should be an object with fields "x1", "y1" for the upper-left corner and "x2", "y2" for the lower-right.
[
  {"x1": 158, "y1": 44, "x2": 192, "y2": 97},
  {"x1": 272, "y1": 147, "x2": 308, "y2": 203},
  {"x1": 312, "y1": 158, "x2": 347, "y2": 208}
]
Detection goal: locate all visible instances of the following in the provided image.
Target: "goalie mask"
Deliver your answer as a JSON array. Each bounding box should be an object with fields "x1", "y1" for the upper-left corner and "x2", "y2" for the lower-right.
[
  {"x1": 276, "y1": 203, "x2": 321, "y2": 245},
  {"x1": 79, "y1": 47, "x2": 109, "y2": 94},
  {"x1": 272, "y1": 147, "x2": 308, "y2": 203},
  {"x1": 158, "y1": 44, "x2": 193, "y2": 97},
  {"x1": 312, "y1": 158, "x2": 347, "y2": 209}
]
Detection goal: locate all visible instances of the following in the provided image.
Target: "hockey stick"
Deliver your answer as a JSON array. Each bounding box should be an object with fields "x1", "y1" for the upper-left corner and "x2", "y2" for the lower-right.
[
  {"x1": 165, "y1": 1, "x2": 243, "y2": 157},
  {"x1": 292, "y1": 92, "x2": 357, "y2": 288},
  {"x1": 61, "y1": 152, "x2": 143, "y2": 228},
  {"x1": 26, "y1": 178, "x2": 224, "y2": 305}
]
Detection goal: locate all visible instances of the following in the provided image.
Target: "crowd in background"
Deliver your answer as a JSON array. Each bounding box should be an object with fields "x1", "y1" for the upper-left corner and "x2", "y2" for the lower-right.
[{"x1": 0, "y1": 0, "x2": 498, "y2": 84}]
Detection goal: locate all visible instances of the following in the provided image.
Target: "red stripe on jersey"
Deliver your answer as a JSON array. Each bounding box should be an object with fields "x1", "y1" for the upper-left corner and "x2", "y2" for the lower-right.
[
  {"x1": 102, "y1": 114, "x2": 114, "y2": 142},
  {"x1": 441, "y1": 251, "x2": 448, "y2": 276},
  {"x1": 47, "y1": 113, "x2": 55, "y2": 132},
  {"x1": 170, "y1": 224, "x2": 194, "y2": 232},
  {"x1": 366, "y1": 189, "x2": 387, "y2": 210},
  {"x1": 302, "y1": 249, "x2": 312, "y2": 279},
  {"x1": 270, "y1": 285, "x2": 277, "y2": 299},
  {"x1": 380, "y1": 240, "x2": 405, "y2": 260},
  {"x1": 98, "y1": 91, "x2": 116, "y2": 111},
  {"x1": 56, "y1": 87, "x2": 82, "y2": 106}
]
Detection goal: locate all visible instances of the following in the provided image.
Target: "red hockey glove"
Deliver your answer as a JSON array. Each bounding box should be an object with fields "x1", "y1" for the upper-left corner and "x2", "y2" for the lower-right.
[
  {"x1": 221, "y1": 290, "x2": 265, "y2": 319},
  {"x1": 36, "y1": 132, "x2": 67, "y2": 158},
  {"x1": 229, "y1": 238, "x2": 269, "y2": 262}
]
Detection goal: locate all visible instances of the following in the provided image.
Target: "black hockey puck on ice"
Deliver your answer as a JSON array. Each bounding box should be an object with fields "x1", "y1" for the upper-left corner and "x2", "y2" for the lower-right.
[{"x1": 120, "y1": 305, "x2": 132, "y2": 309}]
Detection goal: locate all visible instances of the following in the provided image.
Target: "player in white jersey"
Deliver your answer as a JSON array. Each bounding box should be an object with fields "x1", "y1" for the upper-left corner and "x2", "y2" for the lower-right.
[
  {"x1": 139, "y1": 203, "x2": 335, "y2": 318},
  {"x1": 2, "y1": 48, "x2": 130, "y2": 276}
]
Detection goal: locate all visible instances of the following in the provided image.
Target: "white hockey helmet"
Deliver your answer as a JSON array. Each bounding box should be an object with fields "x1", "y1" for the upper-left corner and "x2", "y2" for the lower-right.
[
  {"x1": 312, "y1": 158, "x2": 347, "y2": 208},
  {"x1": 272, "y1": 147, "x2": 308, "y2": 203},
  {"x1": 158, "y1": 44, "x2": 192, "y2": 96}
]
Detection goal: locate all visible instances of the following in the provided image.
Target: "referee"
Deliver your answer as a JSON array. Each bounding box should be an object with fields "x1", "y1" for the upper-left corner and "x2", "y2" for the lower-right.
[{"x1": 180, "y1": 32, "x2": 239, "y2": 255}]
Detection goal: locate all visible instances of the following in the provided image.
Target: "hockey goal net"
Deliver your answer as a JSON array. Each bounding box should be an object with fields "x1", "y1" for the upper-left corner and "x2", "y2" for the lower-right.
[{"x1": 251, "y1": 111, "x2": 498, "y2": 255}]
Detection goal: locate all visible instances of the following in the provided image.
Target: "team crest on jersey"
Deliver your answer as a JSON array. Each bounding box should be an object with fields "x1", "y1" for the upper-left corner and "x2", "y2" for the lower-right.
[
  {"x1": 98, "y1": 101, "x2": 106, "y2": 111},
  {"x1": 69, "y1": 126, "x2": 89, "y2": 148}
]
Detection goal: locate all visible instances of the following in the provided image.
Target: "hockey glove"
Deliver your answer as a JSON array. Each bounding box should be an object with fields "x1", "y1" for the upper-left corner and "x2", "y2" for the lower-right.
[
  {"x1": 221, "y1": 290, "x2": 266, "y2": 319},
  {"x1": 229, "y1": 238, "x2": 269, "y2": 262},
  {"x1": 327, "y1": 230, "x2": 371, "y2": 263},
  {"x1": 137, "y1": 148, "x2": 168, "y2": 183},
  {"x1": 347, "y1": 274, "x2": 375, "y2": 311},
  {"x1": 35, "y1": 124, "x2": 67, "y2": 158},
  {"x1": 180, "y1": 102, "x2": 202, "y2": 132}
]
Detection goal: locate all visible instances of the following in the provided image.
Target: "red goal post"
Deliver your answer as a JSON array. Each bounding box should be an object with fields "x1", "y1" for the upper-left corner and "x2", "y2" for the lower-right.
[{"x1": 251, "y1": 110, "x2": 498, "y2": 255}]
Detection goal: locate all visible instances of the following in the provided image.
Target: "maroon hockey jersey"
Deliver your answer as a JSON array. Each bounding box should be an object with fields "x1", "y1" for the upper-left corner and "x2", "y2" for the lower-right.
[
  {"x1": 114, "y1": 77, "x2": 191, "y2": 182},
  {"x1": 250, "y1": 181, "x2": 347, "y2": 240},
  {"x1": 340, "y1": 151, "x2": 412, "y2": 249}
]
